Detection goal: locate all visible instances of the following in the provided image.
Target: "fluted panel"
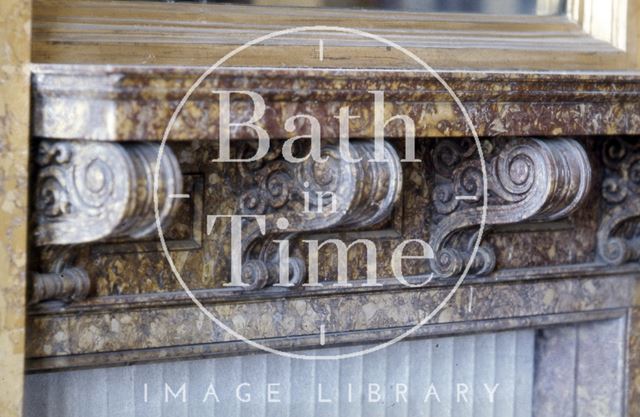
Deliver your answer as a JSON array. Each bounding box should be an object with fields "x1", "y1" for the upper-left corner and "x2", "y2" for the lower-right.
[{"x1": 24, "y1": 330, "x2": 534, "y2": 417}]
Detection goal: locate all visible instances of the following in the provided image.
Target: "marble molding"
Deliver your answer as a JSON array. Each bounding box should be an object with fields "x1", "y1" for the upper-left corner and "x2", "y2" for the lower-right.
[
  {"x1": 31, "y1": 67, "x2": 640, "y2": 141},
  {"x1": 25, "y1": 271, "x2": 636, "y2": 369}
]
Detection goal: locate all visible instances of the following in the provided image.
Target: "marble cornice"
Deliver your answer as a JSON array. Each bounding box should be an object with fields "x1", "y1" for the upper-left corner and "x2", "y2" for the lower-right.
[{"x1": 31, "y1": 65, "x2": 640, "y2": 140}]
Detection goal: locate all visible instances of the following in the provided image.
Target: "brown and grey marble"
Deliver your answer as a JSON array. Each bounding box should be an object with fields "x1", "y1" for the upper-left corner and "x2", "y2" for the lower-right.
[
  {"x1": 30, "y1": 138, "x2": 601, "y2": 298},
  {"x1": 24, "y1": 61, "x2": 640, "y2": 416},
  {"x1": 26, "y1": 272, "x2": 638, "y2": 369},
  {"x1": 31, "y1": 66, "x2": 640, "y2": 141}
]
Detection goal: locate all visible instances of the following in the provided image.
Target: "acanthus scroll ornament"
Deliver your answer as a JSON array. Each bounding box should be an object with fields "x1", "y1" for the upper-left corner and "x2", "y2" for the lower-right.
[
  {"x1": 429, "y1": 138, "x2": 592, "y2": 277},
  {"x1": 597, "y1": 138, "x2": 640, "y2": 265},
  {"x1": 230, "y1": 140, "x2": 402, "y2": 290}
]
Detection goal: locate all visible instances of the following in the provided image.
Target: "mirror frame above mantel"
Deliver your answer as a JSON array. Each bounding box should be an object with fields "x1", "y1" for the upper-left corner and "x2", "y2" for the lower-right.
[{"x1": 32, "y1": 0, "x2": 640, "y2": 70}]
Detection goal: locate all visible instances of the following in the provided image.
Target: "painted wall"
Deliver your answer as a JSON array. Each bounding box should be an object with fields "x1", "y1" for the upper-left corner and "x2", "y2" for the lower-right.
[{"x1": 0, "y1": 0, "x2": 31, "y2": 415}]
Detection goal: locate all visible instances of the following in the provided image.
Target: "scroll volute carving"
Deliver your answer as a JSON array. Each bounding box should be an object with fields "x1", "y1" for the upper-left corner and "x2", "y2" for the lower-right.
[
  {"x1": 430, "y1": 138, "x2": 592, "y2": 277},
  {"x1": 598, "y1": 138, "x2": 640, "y2": 265},
  {"x1": 34, "y1": 141, "x2": 182, "y2": 245},
  {"x1": 226, "y1": 140, "x2": 402, "y2": 290},
  {"x1": 31, "y1": 140, "x2": 183, "y2": 305}
]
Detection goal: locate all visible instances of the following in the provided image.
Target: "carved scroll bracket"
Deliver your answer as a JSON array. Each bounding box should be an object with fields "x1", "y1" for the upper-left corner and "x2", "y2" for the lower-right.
[
  {"x1": 597, "y1": 138, "x2": 640, "y2": 265},
  {"x1": 229, "y1": 140, "x2": 402, "y2": 290},
  {"x1": 31, "y1": 140, "x2": 182, "y2": 304},
  {"x1": 34, "y1": 140, "x2": 182, "y2": 246},
  {"x1": 430, "y1": 138, "x2": 592, "y2": 277}
]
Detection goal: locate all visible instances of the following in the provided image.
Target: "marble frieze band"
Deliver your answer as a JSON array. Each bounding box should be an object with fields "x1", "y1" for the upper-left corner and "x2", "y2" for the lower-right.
[{"x1": 28, "y1": 136, "x2": 640, "y2": 302}]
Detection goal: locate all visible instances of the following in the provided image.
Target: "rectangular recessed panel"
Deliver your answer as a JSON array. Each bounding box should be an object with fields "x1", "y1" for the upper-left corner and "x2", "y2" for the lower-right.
[
  {"x1": 533, "y1": 317, "x2": 626, "y2": 417},
  {"x1": 24, "y1": 330, "x2": 534, "y2": 417}
]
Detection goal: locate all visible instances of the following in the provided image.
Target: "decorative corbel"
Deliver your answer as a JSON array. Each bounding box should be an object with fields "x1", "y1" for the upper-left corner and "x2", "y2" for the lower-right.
[
  {"x1": 31, "y1": 140, "x2": 183, "y2": 304},
  {"x1": 224, "y1": 140, "x2": 402, "y2": 290},
  {"x1": 33, "y1": 140, "x2": 182, "y2": 245},
  {"x1": 597, "y1": 138, "x2": 640, "y2": 265},
  {"x1": 429, "y1": 138, "x2": 592, "y2": 277}
]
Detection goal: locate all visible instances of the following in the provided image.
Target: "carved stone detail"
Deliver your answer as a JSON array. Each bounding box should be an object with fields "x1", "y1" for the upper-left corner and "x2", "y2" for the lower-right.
[
  {"x1": 34, "y1": 141, "x2": 182, "y2": 245},
  {"x1": 232, "y1": 140, "x2": 402, "y2": 289},
  {"x1": 430, "y1": 138, "x2": 592, "y2": 277},
  {"x1": 29, "y1": 267, "x2": 90, "y2": 305},
  {"x1": 597, "y1": 138, "x2": 640, "y2": 265}
]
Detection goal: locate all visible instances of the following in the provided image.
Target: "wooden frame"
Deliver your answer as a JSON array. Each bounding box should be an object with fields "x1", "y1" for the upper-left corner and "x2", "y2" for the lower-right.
[{"x1": 32, "y1": 0, "x2": 640, "y2": 70}]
